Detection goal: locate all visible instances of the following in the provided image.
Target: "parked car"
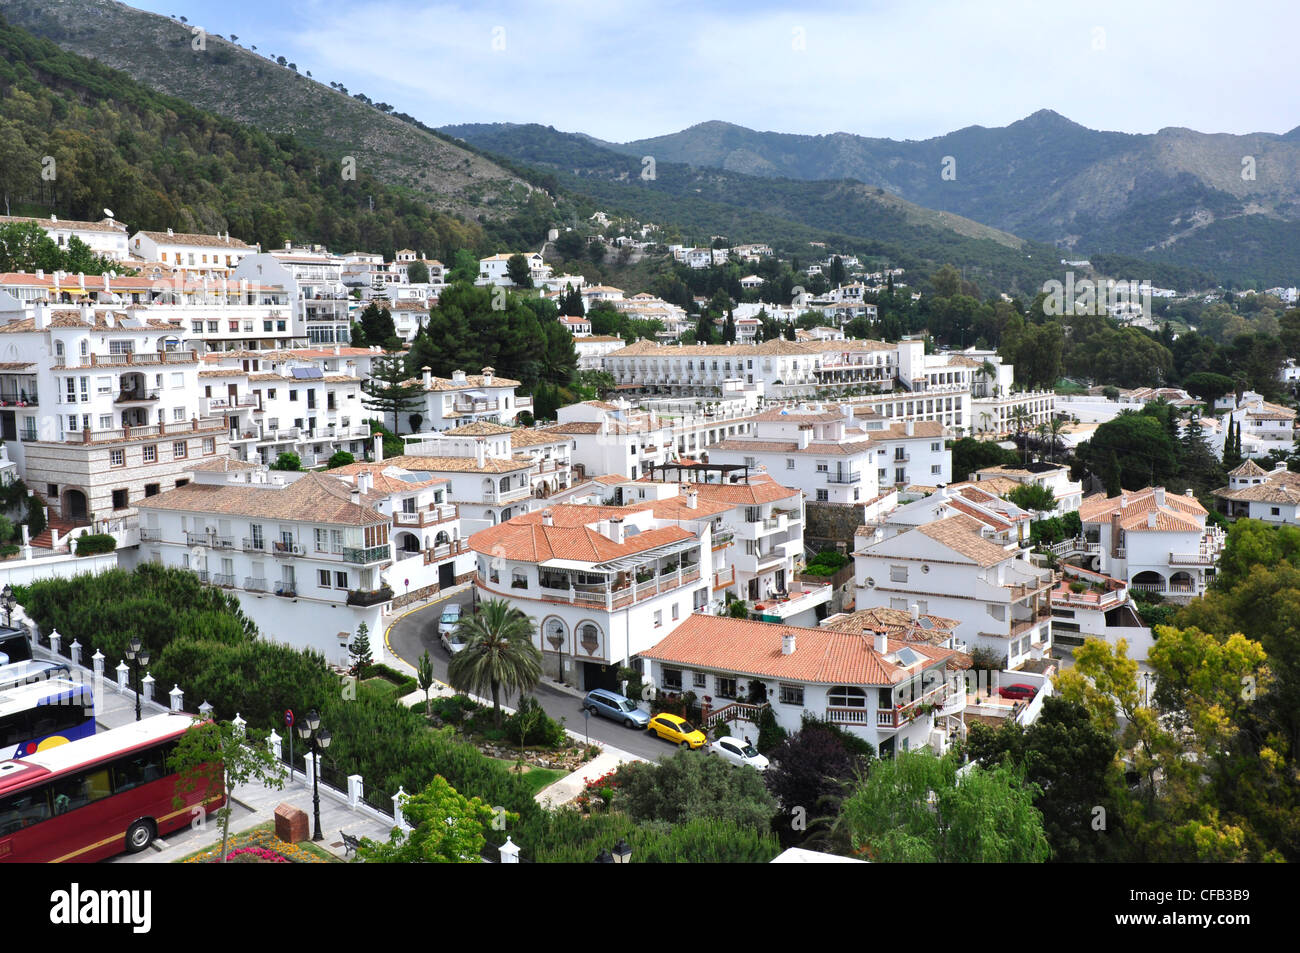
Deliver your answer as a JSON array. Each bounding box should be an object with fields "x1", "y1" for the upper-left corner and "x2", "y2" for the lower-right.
[
  {"x1": 583, "y1": 689, "x2": 650, "y2": 729},
  {"x1": 647, "y1": 713, "x2": 707, "y2": 749},
  {"x1": 708, "y1": 736, "x2": 769, "y2": 771},
  {"x1": 440, "y1": 630, "x2": 469, "y2": 654},
  {"x1": 438, "y1": 604, "x2": 462, "y2": 636},
  {"x1": 998, "y1": 683, "x2": 1037, "y2": 701}
]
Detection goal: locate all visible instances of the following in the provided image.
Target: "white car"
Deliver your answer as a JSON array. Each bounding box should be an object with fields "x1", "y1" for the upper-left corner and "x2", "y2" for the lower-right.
[{"x1": 708, "y1": 736, "x2": 769, "y2": 771}]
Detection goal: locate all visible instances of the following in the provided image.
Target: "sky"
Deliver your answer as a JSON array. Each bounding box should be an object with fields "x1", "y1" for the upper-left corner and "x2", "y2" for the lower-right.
[{"x1": 132, "y1": 0, "x2": 1300, "y2": 143}]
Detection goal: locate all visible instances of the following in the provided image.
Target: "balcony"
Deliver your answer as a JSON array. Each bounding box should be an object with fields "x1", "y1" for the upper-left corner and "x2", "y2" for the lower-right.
[
  {"x1": 242, "y1": 537, "x2": 267, "y2": 553},
  {"x1": 711, "y1": 530, "x2": 734, "y2": 549},
  {"x1": 0, "y1": 389, "x2": 38, "y2": 407},
  {"x1": 342, "y1": 544, "x2": 391, "y2": 565},
  {"x1": 423, "y1": 539, "x2": 469, "y2": 563},
  {"x1": 486, "y1": 484, "x2": 531, "y2": 504},
  {"x1": 190, "y1": 569, "x2": 209, "y2": 584},
  {"x1": 211, "y1": 573, "x2": 236, "y2": 588},
  {"x1": 824, "y1": 471, "x2": 861, "y2": 484},
  {"x1": 1168, "y1": 551, "x2": 1216, "y2": 566},
  {"x1": 274, "y1": 583, "x2": 297, "y2": 598},
  {"x1": 244, "y1": 576, "x2": 268, "y2": 592},
  {"x1": 752, "y1": 582, "x2": 832, "y2": 622},
  {"x1": 114, "y1": 388, "x2": 160, "y2": 404},
  {"x1": 393, "y1": 504, "x2": 458, "y2": 528},
  {"x1": 270, "y1": 541, "x2": 304, "y2": 557},
  {"x1": 712, "y1": 566, "x2": 736, "y2": 590},
  {"x1": 346, "y1": 585, "x2": 394, "y2": 607},
  {"x1": 872, "y1": 683, "x2": 950, "y2": 729},
  {"x1": 186, "y1": 531, "x2": 234, "y2": 549},
  {"x1": 140, "y1": 527, "x2": 161, "y2": 542}
]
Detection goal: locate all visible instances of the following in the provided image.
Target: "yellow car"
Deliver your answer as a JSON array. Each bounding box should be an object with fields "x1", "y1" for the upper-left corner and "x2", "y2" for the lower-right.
[{"x1": 647, "y1": 713, "x2": 707, "y2": 749}]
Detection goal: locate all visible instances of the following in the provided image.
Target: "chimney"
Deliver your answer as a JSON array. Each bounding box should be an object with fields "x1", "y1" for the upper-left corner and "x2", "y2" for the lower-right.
[
  {"x1": 167, "y1": 227, "x2": 173, "y2": 236},
  {"x1": 334, "y1": 344, "x2": 341, "y2": 356},
  {"x1": 608, "y1": 516, "x2": 624, "y2": 544},
  {"x1": 781, "y1": 633, "x2": 796, "y2": 655},
  {"x1": 422, "y1": 365, "x2": 432, "y2": 388},
  {"x1": 475, "y1": 440, "x2": 486, "y2": 468},
  {"x1": 905, "y1": 419, "x2": 914, "y2": 436},
  {"x1": 542, "y1": 508, "x2": 553, "y2": 526},
  {"x1": 34, "y1": 302, "x2": 48, "y2": 330},
  {"x1": 372, "y1": 433, "x2": 384, "y2": 463},
  {"x1": 909, "y1": 602, "x2": 919, "y2": 621},
  {"x1": 357, "y1": 471, "x2": 373, "y2": 495},
  {"x1": 684, "y1": 486, "x2": 698, "y2": 509},
  {"x1": 1147, "y1": 511, "x2": 1157, "y2": 529},
  {"x1": 350, "y1": 486, "x2": 361, "y2": 506},
  {"x1": 873, "y1": 629, "x2": 888, "y2": 655},
  {"x1": 482, "y1": 366, "x2": 494, "y2": 386},
  {"x1": 1154, "y1": 487, "x2": 1165, "y2": 506},
  {"x1": 79, "y1": 301, "x2": 91, "y2": 323}
]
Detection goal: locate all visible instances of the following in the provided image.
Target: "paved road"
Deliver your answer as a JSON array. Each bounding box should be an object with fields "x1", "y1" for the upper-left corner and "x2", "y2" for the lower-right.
[{"x1": 384, "y1": 590, "x2": 671, "y2": 763}]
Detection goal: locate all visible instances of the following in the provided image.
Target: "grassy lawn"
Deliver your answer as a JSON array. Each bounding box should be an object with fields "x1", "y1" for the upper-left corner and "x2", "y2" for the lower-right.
[
  {"x1": 174, "y1": 821, "x2": 340, "y2": 863},
  {"x1": 490, "y1": 758, "x2": 568, "y2": 796}
]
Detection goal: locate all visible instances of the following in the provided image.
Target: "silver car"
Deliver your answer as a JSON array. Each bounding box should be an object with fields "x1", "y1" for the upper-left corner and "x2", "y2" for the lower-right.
[{"x1": 708, "y1": 736, "x2": 769, "y2": 771}]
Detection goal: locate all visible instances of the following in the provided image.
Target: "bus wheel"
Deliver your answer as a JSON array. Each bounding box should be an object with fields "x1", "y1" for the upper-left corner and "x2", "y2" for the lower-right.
[{"x1": 125, "y1": 818, "x2": 157, "y2": 853}]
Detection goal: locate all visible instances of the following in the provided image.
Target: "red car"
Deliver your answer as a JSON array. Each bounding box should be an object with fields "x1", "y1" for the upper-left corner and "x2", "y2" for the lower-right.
[{"x1": 998, "y1": 683, "x2": 1038, "y2": 701}]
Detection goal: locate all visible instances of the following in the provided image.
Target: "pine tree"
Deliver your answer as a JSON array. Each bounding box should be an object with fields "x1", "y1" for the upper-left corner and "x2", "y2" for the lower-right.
[
  {"x1": 723, "y1": 310, "x2": 737, "y2": 344},
  {"x1": 361, "y1": 352, "x2": 424, "y2": 433},
  {"x1": 348, "y1": 622, "x2": 373, "y2": 675},
  {"x1": 1223, "y1": 417, "x2": 1243, "y2": 470}
]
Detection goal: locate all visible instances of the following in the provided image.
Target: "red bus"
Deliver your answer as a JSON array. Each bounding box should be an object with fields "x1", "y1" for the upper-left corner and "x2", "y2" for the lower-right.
[{"x1": 0, "y1": 712, "x2": 224, "y2": 863}]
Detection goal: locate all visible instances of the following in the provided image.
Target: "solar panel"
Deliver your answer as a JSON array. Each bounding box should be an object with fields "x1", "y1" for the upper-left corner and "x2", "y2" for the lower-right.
[{"x1": 291, "y1": 366, "x2": 324, "y2": 379}]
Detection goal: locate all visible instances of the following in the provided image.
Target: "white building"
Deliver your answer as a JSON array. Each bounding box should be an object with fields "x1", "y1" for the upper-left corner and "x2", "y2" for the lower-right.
[
  {"x1": 639, "y1": 614, "x2": 966, "y2": 757},
  {"x1": 131, "y1": 467, "x2": 394, "y2": 666},
  {"x1": 538, "y1": 400, "x2": 676, "y2": 481},
  {"x1": 405, "y1": 366, "x2": 529, "y2": 432},
  {"x1": 129, "y1": 229, "x2": 255, "y2": 276},
  {"x1": 0, "y1": 214, "x2": 130, "y2": 262},
  {"x1": 970, "y1": 462, "x2": 1082, "y2": 516},
  {"x1": 469, "y1": 502, "x2": 715, "y2": 690},
  {"x1": 1213, "y1": 460, "x2": 1300, "y2": 524},
  {"x1": 573, "y1": 335, "x2": 625, "y2": 371},
  {"x1": 854, "y1": 513, "x2": 1054, "y2": 669},
  {"x1": 476, "y1": 253, "x2": 550, "y2": 287}
]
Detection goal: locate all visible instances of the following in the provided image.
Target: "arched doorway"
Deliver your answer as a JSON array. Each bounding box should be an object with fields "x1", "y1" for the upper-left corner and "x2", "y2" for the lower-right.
[
  {"x1": 396, "y1": 531, "x2": 420, "y2": 555},
  {"x1": 62, "y1": 489, "x2": 89, "y2": 523},
  {"x1": 1132, "y1": 570, "x2": 1165, "y2": 595}
]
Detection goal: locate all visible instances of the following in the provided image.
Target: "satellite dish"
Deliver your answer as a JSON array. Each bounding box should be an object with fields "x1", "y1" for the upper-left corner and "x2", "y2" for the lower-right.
[{"x1": 104, "y1": 208, "x2": 115, "y2": 218}]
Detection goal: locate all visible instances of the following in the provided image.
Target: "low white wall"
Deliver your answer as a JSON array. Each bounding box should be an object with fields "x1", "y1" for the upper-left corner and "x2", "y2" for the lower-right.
[
  {"x1": 0, "y1": 551, "x2": 119, "y2": 586},
  {"x1": 231, "y1": 590, "x2": 386, "y2": 668}
]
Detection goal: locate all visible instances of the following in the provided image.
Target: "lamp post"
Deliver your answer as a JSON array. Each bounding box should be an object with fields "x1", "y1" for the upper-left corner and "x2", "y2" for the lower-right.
[
  {"x1": 593, "y1": 838, "x2": 632, "y2": 863},
  {"x1": 124, "y1": 636, "x2": 151, "y2": 722},
  {"x1": 297, "y1": 709, "x2": 332, "y2": 841},
  {"x1": 1, "y1": 584, "x2": 14, "y2": 628}
]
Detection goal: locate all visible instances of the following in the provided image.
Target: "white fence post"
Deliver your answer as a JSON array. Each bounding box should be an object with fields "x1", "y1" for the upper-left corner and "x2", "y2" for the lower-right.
[
  {"x1": 232, "y1": 713, "x2": 246, "y2": 737},
  {"x1": 499, "y1": 837, "x2": 520, "y2": 864},
  {"x1": 169, "y1": 684, "x2": 183, "y2": 712},
  {"x1": 267, "y1": 729, "x2": 282, "y2": 762},
  {"x1": 347, "y1": 775, "x2": 363, "y2": 810},
  {"x1": 116, "y1": 660, "x2": 129, "y2": 691},
  {"x1": 92, "y1": 650, "x2": 104, "y2": 680},
  {"x1": 69, "y1": 640, "x2": 82, "y2": 667},
  {"x1": 393, "y1": 787, "x2": 410, "y2": 831},
  {"x1": 142, "y1": 673, "x2": 154, "y2": 705},
  {"x1": 303, "y1": 751, "x2": 317, "y2": 792},
  {"x1": 49, "y1": 628, "x2": 61, "y2": 655}
]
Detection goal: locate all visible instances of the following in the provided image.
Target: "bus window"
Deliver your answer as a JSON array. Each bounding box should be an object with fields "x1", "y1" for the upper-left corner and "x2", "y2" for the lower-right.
[
  {"x1": 0, "y1": 789, "x2": 51, "y2": 835},
  {"x1": 111, "y1": 749, "x2": 167, "y2": 793}
]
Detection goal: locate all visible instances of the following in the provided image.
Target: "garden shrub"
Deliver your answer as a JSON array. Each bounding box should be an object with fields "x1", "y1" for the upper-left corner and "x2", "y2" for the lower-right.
[{"x1": 73, "y1": 533, "x2": 117, "y2": 556}]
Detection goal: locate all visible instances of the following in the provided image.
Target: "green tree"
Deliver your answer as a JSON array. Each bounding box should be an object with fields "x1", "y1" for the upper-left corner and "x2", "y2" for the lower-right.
[
  {"x1": 446, "y1": 598, "x2": 542, "y2": 725},
  {"x1": 327, "y1": 449, "x2": 355, "y2": 469},
  {"x1": 362, "y1": 352, "x2": 424, "y2": 433},
  {"x1": 446, "y1": 249, "x2": 480, "y2": 284},
  {"x1": 406, "y1": 260, "x2": 429, "y2": 284},
  {"x1": 612, "y1": 748, "x2": 777, "y2": 830},
  {"x1": 270, "y1": 451, "x2": 301, "y2": 471},
  {"x1": 417, "y1": 650, "x2": 435, "y2": 720},
  {"x1": 357, "y1": 775, "x2": 502, "y2": 863},
  {"x1": 1077, "y1": 411, "x2": 1179, "y2": 491},
  {"x1": 840, "y1": 750, "x2": 1050, "y2": 862},
  {"x1": 170, "y1": 720, "x2": 287, "y2": 863},
  {"x1": 348, "y1": 621, "x2": 373, "y2": 675},
  {"x1": 505, "y1": 253, "x2": 533, "y2": 288},
  {"x1": 1005, "y1": 483, "x2": 1056, "y2": 514}
]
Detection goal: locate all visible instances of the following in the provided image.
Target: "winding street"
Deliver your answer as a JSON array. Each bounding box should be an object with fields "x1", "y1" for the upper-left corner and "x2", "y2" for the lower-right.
[{"x1": 384, "y1": 589, "x2": 671, "y2": 763}]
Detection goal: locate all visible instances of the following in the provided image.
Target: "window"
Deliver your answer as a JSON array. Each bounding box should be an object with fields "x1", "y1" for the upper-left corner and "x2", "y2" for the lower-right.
[
  {"x1": 112, "y1": 488, "x2": 128, "y2": 510},
  {"x1": 672, "y1": 603, "x2": 679, "y2": 620},
  {"x1": 144, "y1": 484, "x2": 159, "y2": 498},
  {"x1": 786, "y1": 458, "x2": 795, "y2": 469},
  {"x1": 98, "y1": 415, "x2": 112, "y2": 430},
  {"x1": 203, "y1": 438, "x2": 215, "y2": 455},
  {"x1": 693, "y1": 588, "x2": 708, "y2": 611},
  {"x1": 290, "y1": 390, "x2": 299, "y2": 402},
  {"x1": 335, "y1": 571, "x2": 348, "y2": 589},
  {"x1": 931, "y1": 442, "x2": 941, "y2": 452},
  {"x1": 318, "y1": 570, "x2": 331, "y2": 588},
  {"x1": 173, "y1": 441, "x2": 187, "y2": 458},
  {"x1": 815, "y1": 461, "x2": 828, "y2": 472},
  {"x1": 895, "y1": 468, "x2": 905, "y2": 484},
  {"x1": 109, "y1": 449, "x2": 125, "y2": 467},
  {"x1": 890, "y1": 564, "x2": 908, "y2": 583},
  {"x1": 816, "y1": 489, "x2": 828, "y2": 502},
  {"x1": 743, "y1": 456, "x2": 755, "y2": 468},
  {"x1": 828, "y1": 686, "x2": 867, "y2": 708},
  {"x1": 172, "y1": 407, "x2": 185, "y2": 421},
  {"x1": 96, "y1": 376, "x2": 112, "y2": 395},
  {"x1": 692, "y1": 672, "x2": 706, "y2": 689},
  {"x1": 142, "y1": 445, "x2": 156, "y2": 463},
  {"x1": 779, "y1": 684, "x2": 804, "y2": 706},
  {"x1": 170, "y1": 373, "x2": 184, "y2": 389},
  {"x1": 715, "y1": 676, "x2": 737, "y2": 699},
  {"x1": 315, "y1": 529, "x2": 328, "y2": 551},
  {"x1": 662, "y1": 668, "x2": 683, "y2": 691},
  {"x1": 932, "y1": 464, "x2": 942, "y2": 475},
  {"x1": 653, "y1": 610, "x2": 662, "y2": 628},
  {"x1": 268, "y1": 388, "x2": 277, "y2": 400},
  {"x1": 1272, "y1": 507, "x2": 1281, "y2": 516}
]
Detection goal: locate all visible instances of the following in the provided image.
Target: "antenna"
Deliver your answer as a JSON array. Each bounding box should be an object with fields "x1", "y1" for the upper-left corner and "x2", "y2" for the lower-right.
[{"x1": 103, "y1": 208, "x2": 115, "y2": 219}]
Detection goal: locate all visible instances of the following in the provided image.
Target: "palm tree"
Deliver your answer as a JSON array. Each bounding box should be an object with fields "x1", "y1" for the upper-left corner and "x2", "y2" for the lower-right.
[
  {"x1": 1043, "y1": 416, "x2": 1067, "y2": 464},
  {"x1": 1009, "y1": 406, "x2": 1031, "y2": 464},
  {"x1": 447, "y1": 599, "x2": 542, "y2": 725}
]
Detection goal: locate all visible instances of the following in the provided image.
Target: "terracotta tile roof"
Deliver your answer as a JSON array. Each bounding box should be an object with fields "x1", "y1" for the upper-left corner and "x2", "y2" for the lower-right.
[
  {"x1": 139, "y1": 471, "x2": 386, "y2": 524},
  {"x1": 709, "y1": 438, "x2": 859, "y2": 456},
  {"x1": 684, "y1": 474, "x2": 802, "y2": 507},
  {"x1": 915, "y1": 514, "x2": 1016, "y2": 566},
  {"x1": 753, "y1": 408, "x2": 845, "y2": 423},
  {"x1": 1078, "y1": 487, "x2": 1207, "y2": 525},
  {"x1": 382, "y1": 453, "x2": 532, "y2": 475},
  {"x1": 1214, "y1": 472, "x2": 1300, "y2": 504},
  {"x1": 135, "y1": 231, "x2": 253, "y2": 250},
  {"x1": 639, "y1": 615, "x2": 958, "y2": 686},
  {"x1": 1227, "y1": 460, "x2": 1268, "y2": 478},
  {"x1": 0, "y1": 214, "x2": 127, "y2": 233},
  {"x1": 506, "y1": 428, "x2": 569, "y2": 448},
  {"x1": 407, "y1": 373, "x2": 521, "y2": 392},
  {"x1": 328, "y1": 462, "x2": 448, "y2": 494},
  {"x1": 468, "y1": 507, "x2": 694, "y2": 564},
  {"x1": 188, "y1": 457, "x2": 262, "y2": 472},
  {"x1": 442, "y1": 421, "x2": 515, "y2": 437}
]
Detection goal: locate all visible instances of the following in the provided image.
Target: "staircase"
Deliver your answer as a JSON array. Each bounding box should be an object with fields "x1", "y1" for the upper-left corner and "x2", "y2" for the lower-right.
[{"x1": 29, "y1": 517, "x2": 83, "y2": 551}]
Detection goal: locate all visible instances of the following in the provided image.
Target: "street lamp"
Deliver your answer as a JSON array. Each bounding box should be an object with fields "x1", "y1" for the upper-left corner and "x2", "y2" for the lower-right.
[
  {"x1": 124, "y1": 636, "x2": 151, "y2": 721},
  {"x1": 593, "y1": 839, "x2": 632, "y2": 863},
  {"x1": 297, "y1": 709, "x2": 331, "y2": 841},
  {"x1": 0, "y1": 582, "x2": 14, "y2": 629}
]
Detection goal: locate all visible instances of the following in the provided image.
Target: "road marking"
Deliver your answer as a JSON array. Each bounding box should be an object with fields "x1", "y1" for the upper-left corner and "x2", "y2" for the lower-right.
[{"x1": 383, "y1": 585, "x2": 468, "y2": 687}]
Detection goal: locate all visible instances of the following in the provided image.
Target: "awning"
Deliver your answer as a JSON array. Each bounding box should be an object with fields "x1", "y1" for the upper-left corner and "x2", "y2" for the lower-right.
[{"x1": 463, "y1": 390, "x2": 488, "y2": 399}]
